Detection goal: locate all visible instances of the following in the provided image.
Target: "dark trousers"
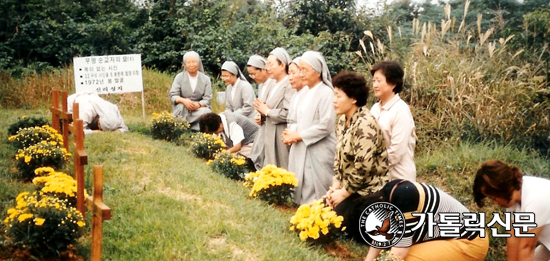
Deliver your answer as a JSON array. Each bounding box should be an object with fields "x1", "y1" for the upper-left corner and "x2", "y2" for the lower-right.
[{"x1": 334, "y1": 193, "x2": 367, "y2": 244}]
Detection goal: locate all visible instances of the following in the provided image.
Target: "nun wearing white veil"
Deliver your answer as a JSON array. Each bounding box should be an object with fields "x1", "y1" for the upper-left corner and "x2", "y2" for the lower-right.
[
  {"x1": 282, "y1": 51, "x2": 336, "y2": 205},
  {"x1": 250, "y1": 47, "x2": 296, "y2": 170},
  {"x1": 67, "y1": 92, "x2": 128, "y2": 135},
  {"x1": 170, "y1": 51, "x2": 213, "y2": 131},
  {"x1": 221, "y1": 61, "x2": 256, "y2": 120},
  {"x1": 246, "y1": 55, "x2": 275, "y2": 100}
]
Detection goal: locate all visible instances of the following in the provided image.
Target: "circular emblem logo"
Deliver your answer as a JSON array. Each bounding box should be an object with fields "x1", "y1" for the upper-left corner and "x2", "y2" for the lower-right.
[{"x1": 359, "y1": 202, "x2": 406, "y2": 248}]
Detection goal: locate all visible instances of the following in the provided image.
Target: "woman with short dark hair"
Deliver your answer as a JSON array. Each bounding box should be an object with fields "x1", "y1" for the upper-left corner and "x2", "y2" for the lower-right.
[
  {"x1": 473, "y1": 160, "x2": 550, "y2": 261},
  {"x1": 370, "y1": 60, "x2": 417, "y2": 181},
  {"x1": 325, "y1": 71, "x2": 389, "y2": 213}
]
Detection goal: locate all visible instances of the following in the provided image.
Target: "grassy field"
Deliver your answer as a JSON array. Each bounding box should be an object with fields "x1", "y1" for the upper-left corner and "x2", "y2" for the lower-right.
[
  {"x1": 1, "y1": 108, "x2": 549, "y2": 260},
  {"x1": 0, "y1": 109, "x2": 372, "y2": 261}
]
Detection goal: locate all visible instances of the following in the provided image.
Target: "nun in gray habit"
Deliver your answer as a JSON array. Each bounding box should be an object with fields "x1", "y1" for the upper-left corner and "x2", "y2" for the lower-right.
[
  {"x1": 250, "y1": 47, "x2": 296, "y2": 170},
  {"x1": 282, "y1": 51, "x2": 336, "y2": 205},
  {"x1": 246, "y1": 55, "x2": 275, "y2": 100},
  {"x1": 221, "y1": 61, "x2": 256, "y2": 120},
  {"x1": 170, "y1": 51, "x2": 213, "y2": 131}
]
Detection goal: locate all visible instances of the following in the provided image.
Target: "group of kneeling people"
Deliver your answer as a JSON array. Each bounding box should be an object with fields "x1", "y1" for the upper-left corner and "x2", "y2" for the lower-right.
[{"x1": 171, "y1": 48, "x2": 549, "y2": 261}]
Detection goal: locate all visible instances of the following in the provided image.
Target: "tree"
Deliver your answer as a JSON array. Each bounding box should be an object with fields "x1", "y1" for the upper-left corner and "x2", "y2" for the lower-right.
[{"x1": 285, "y1": 0, "x2": 357, "y2": 36}]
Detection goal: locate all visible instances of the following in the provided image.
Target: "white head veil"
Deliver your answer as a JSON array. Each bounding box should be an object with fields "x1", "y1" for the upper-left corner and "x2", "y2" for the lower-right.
[
  {"x1": 301, "y1": 51, "x2": 333, "y2": 88},
  {"x1": 183, "y1": 51, "x2": 204, "y2": 73},
  {"x1": 291, "y1": 57, "x2": 302, "y2": 67},
  {"x1": 221, "y1": 61, "x2": 247, "y2": 81},
  {"x1": 247, "y1": 55, "x2": 267, "y2": 69},
  {"x1": 269, "y1": 47, "x2": 291, "y2": 66}
]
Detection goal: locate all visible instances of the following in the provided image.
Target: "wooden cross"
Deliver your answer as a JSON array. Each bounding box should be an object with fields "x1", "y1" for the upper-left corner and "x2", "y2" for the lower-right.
[
  {"x1": 69, "y1": 104, "x2": 88, "y2": 215},
  {"x1": 50, "y1": 90, "x2": 112, "y2": 260},
  {"x1": 49, "y1": 90, "x2": 72, "y2": 151},
  {"x1": 87, "y1": 166, "x2": 112, "y2": 261}
]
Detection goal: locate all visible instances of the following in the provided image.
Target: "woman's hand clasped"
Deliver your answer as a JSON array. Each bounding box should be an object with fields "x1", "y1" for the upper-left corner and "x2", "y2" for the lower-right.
[
  {"x1": 253, "y1": 98, "x2": 269, "y2": 115},
  {"x1": 282, "y1": 129, "x2": 301, "y2": 146}
]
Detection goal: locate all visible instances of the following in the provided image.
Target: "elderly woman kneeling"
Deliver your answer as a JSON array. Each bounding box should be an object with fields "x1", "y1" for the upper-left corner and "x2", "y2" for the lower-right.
[{"x1": 170, "y1": 51, "x2": 213, "y2": 131}]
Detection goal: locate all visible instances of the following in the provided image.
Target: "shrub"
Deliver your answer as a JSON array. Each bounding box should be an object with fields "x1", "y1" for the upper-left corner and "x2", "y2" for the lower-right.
[
  {"x1": 207, "y1": 152, "x2": 248, "y2": 180},
  {"x1": 3, "y1": 192, "x2": 85, "y2": 257},
  {"x1": 289, "y1": 199, "x2": 345, "y2": 242},
  {"x1": 150, "y1": 111, "x2": 190, "y2": 142},
  {"x1": 190, "y1": 133, "x2": 225, "y2": 160},
  {"x1": 15, "y1": 141, "x2": 71, "y2": 181},
  {"x1": 7, "y1": 115, "x2": 50, "y2": 136},
  {"x1": 8, "y1": 125, "x2": 63, "y2": 150},
  {"x1": 32, "y1": 167, "x2": 87, "y2": 208},
  {"x1": 243, "y1": 165, "x2": 298, "y2": 206}
]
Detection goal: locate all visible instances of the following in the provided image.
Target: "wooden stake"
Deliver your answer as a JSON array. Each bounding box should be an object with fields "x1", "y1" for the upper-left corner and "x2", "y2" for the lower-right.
[
  {"x1": 73, "y1": 106, "x2": 87, "y2": 215},
  {"x1": 88, "y1": 166, "x2": 112, "y2": 261},
  {"x1": 51, "y1": 90, "x2": 60, "y2": 131}
]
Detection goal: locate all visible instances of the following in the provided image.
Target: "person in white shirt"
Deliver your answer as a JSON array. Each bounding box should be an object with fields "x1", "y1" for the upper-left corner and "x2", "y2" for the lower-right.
[
  {"x1": 474, "y1": 160, "x2": 550, "y2": 261},
  {"x1": 370, "y1": 61, "x2": 417, "y2": 181},
  {"x1": 199, "y1": 112, "x2": 258, "y2": 157},
  {"x1": 67, "y1": 92, "x2": 128, "y2": 135},
  {"x1": 221, "y1": 61, "x2": 256, "y2": 120}
]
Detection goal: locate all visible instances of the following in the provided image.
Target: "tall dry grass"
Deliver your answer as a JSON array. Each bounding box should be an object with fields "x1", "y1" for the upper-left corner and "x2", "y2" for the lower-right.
[{"x1": 356, "y1": 2, "x2": 550, "y2": 154}]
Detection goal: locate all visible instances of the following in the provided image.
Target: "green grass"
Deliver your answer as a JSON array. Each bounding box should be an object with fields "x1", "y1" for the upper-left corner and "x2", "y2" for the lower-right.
[
  {"x1": 0, "y1": 110, "x2": 358, "y2": 261},
  {"x1": 1, "y1": 109, "x2": 549, "y2": 260}
]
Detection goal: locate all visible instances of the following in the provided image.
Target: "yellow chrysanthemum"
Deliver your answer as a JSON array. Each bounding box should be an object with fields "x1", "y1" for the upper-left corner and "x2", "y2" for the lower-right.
[
  {"x1": 34, "y1": 218, "x2": 46, "y2": 226},
  {"x1": 289, "y1": 199, "x2": 345, "y2": 241},
  {"x1": 18, "y1": 213, "x2": 34, "y2": 222}
]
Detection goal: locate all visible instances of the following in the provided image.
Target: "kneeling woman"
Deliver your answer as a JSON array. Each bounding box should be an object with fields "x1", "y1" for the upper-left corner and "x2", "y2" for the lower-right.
[{"x1": 350, "y1": 180, "x2": 489, "y2": 261}]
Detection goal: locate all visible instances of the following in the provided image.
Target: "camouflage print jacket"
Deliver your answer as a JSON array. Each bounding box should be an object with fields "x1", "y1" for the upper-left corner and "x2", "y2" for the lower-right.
[{"x1": 334, "y1": 106, "x2": 390, "y2": 196}]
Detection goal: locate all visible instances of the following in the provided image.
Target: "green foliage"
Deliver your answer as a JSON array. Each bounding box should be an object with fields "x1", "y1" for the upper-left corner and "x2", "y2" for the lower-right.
[
  {"x1": 0, "y1": 0, "x2": 146, "y2": 73},
  {"x1": 207, "y1": 152, "x2": 248, "y2": 180},
  {"x1": 7, "y1": 115, "x2": 50, "y2": 136},
  {"x1": 285, "y1": 0, "x2": 357, "y2": 36},
  {"x1": 8, "y1": 125, "x2": 63, "y2": 150},
  {"x1": 15, "y1": 141, "x2": 71, "y2": 181},
  {"x1": 523, "y1": 8, "x2": 550, "y2": 50},
  {"x1": 149, "y1": 111, "x2": 189, "y2": 142},
  {"x1": 3, "y1": 192, "x2": 85, "y2": 257}
]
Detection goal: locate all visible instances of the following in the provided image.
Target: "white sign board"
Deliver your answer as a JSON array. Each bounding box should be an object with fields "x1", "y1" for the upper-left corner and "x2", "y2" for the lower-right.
[{"x1": 73, "y1": 54, "x2": 143, "y2": 94}]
